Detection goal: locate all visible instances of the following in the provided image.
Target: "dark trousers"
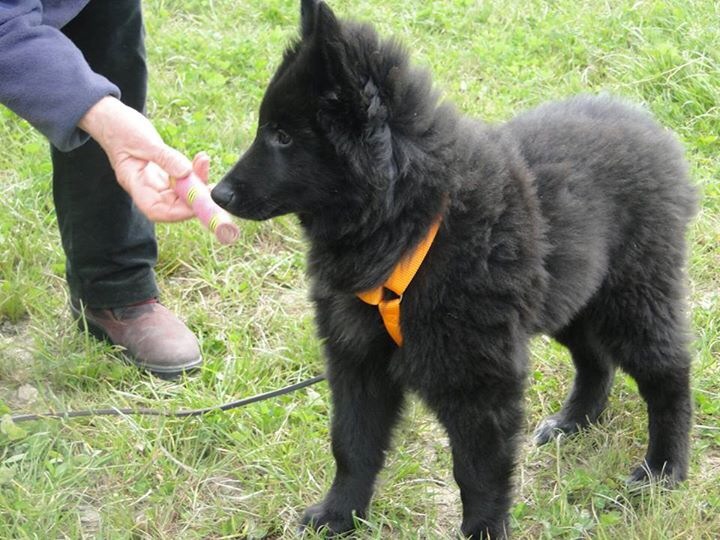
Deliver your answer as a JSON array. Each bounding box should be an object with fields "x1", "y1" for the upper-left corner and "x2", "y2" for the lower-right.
[{"x1": 51, "y1": 0, "x2": 158, "y2": 308}]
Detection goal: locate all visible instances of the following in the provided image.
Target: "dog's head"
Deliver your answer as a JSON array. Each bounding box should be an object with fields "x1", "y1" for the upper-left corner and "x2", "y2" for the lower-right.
[{"x1": 212, "y1": 0, "x2": 442, "y2": 224}]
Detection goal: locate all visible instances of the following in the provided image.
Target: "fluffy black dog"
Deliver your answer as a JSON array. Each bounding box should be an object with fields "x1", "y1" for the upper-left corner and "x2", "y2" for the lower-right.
[{"x1": 212, "y1": 1, "x2": 697, "y2": 537}]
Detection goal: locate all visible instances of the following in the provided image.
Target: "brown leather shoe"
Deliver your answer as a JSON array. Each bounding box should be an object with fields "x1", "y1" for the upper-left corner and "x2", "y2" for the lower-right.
[{"x1": 71, "y1": 298, "x2": 202, "y2": 378}]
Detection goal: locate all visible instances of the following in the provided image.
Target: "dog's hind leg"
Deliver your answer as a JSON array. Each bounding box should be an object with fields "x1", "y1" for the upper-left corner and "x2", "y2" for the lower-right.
[
  {"x1": 596, "y1": 280, "x2": 692, "y2": 485},
  {"x1": 300, "y1": 342, "x2": 404, "y2": 535},
  {"x1": 626, "y1": 361, "x2": 691, "y2": 485},
  {"x1": 534, "y1": 313, "x2": 615, "y2": 445}
]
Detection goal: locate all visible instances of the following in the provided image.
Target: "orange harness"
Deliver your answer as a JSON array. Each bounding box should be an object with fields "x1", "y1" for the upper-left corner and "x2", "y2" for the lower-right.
[{"x1": 356, "y1": 217, "x2": 442, "y2": 346}]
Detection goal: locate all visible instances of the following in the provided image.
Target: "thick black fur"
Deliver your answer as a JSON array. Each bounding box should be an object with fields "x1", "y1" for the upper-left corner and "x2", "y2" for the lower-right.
[{"x1": 212, "y1": 1, "x2": 698, "y2": 537}]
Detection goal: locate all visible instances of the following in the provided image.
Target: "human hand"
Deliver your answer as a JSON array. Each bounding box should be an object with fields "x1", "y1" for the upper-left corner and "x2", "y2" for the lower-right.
[{"x1": 78, "y1": 96, "x2": 209, "y2": 222}]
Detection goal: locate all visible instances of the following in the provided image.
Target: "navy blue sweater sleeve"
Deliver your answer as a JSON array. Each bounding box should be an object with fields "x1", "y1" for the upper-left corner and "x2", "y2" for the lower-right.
[{"x1": 0, "y1": 1, "x2": 120, "y2": 151}]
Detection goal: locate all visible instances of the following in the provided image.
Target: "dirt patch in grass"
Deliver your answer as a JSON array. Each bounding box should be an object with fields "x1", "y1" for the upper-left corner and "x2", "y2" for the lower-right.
[{"x1": 0, "y1": 317, "x2": 35, "y2": 408}]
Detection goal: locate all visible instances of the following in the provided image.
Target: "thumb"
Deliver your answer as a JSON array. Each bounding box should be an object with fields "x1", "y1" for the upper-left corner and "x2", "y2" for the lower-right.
[
  {"x1": 192, "y1": 151, "x2": 211, "y2": 184},
  {"x1": 149, "y1": 143, "x2": 193, "y2": 179}
]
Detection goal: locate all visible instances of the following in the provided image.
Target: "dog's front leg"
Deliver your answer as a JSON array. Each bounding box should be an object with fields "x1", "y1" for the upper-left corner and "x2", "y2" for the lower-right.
[
  {"x1": 300, "y1": 341, "x2": 404, "y2": 535},
  {"x1": 424, "y1": 363, "x2": 525, "y2": 539}
]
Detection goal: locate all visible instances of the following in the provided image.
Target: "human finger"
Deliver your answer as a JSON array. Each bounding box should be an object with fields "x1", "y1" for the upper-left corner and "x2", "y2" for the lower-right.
[{"x1": 192, "y1": 151, "x2": 211, "y2": 184}]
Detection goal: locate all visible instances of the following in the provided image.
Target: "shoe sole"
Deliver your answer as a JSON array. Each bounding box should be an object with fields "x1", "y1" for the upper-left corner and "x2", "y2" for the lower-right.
[{"x1": 70, "y1": 302, "x2": 202, "y2": 379}]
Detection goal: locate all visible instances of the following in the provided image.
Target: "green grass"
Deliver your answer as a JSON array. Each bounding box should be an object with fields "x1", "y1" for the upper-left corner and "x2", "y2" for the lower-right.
[{"x1": 1, "y1": 0, "x2": 719, "y2": 537}]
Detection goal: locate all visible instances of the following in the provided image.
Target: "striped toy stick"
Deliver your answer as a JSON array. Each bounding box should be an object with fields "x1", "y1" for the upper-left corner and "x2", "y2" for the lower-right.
[{"x1": 172, "y1": 172, "x2": 239, "y2": 245}]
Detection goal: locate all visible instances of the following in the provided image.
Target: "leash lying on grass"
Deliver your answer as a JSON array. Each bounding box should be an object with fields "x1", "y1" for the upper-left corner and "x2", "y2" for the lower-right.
[{"x1": 8, "y1": 374, "x2": 326, "y2": 423}]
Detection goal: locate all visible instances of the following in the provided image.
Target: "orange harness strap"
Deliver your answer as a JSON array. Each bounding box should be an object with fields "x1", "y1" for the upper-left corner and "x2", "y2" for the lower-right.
[{"x1": 356, "y1": 217, "x2": 442, "y2": 346}]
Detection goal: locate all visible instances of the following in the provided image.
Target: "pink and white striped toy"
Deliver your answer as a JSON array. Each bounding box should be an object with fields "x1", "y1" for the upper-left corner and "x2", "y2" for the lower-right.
[{"x1": 172, "y1": 172, "x2": 239, "y2": 245}]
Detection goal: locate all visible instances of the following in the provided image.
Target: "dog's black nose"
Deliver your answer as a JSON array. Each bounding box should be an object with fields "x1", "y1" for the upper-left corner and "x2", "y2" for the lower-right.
[{"x1": 211, "y1": 184, "x2": 235, "y2": 209}]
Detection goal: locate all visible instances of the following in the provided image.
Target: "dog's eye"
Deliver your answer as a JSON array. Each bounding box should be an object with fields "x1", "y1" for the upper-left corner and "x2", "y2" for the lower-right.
[{"x1": 276, "y1": 129, "x2": 292, "y2": 146}]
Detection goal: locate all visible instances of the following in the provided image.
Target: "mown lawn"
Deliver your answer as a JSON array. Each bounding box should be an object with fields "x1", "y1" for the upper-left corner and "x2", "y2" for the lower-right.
[{"x1": 1, "y1": 0, "x2": 718, "y2": 538}]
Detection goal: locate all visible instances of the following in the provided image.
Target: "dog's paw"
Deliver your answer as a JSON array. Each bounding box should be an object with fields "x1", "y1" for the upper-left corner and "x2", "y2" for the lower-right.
[
  {"x1": 627, "y1": 460, "x2": 686, "y2": 488},
  {"x1": 299, "y1": 502, "x2": 357, "y2": 536},
  {"x1": 533, "y1": 414, "x2": 583, "y2": 445},
  {"x1": 460, "y1": 517, "x2": 509, "y2": 539}
]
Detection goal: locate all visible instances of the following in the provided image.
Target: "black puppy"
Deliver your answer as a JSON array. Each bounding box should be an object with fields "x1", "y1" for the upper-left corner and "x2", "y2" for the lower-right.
[{"x1": 212, "y1": 1, "x2": 697, "y2": 537}]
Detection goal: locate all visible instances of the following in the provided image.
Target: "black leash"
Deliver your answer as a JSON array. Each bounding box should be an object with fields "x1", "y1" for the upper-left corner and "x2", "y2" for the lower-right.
[{"x1": 9, "y1": 374, "x2": 326, "y2": 423}]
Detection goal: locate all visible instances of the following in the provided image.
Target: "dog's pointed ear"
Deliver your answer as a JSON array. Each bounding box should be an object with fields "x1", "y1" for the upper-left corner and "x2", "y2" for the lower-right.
[
  {"x1": 311, "y1": 2, "x2": 343, "y2": 49},
  {"x1": 300, "y1": 0, "x2": 320, "y2": 39},
  {"x1": 301, "y1": 1, "x2": 345, "y2": 82},
  {"x1": 310, "y1": 3, "x2": 350, "y2": 90},
  {"x1": 301, "y1": 0, "x2": 340, "y2": 40}
]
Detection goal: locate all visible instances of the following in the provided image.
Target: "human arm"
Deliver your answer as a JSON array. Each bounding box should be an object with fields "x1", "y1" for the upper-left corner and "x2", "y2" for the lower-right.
[
  {"x1": 0, "y1": 0, "x2": 119, "y2": 151},
  {"x1": 1, "y1": 2, "x2": 204, "y2": 222}
]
